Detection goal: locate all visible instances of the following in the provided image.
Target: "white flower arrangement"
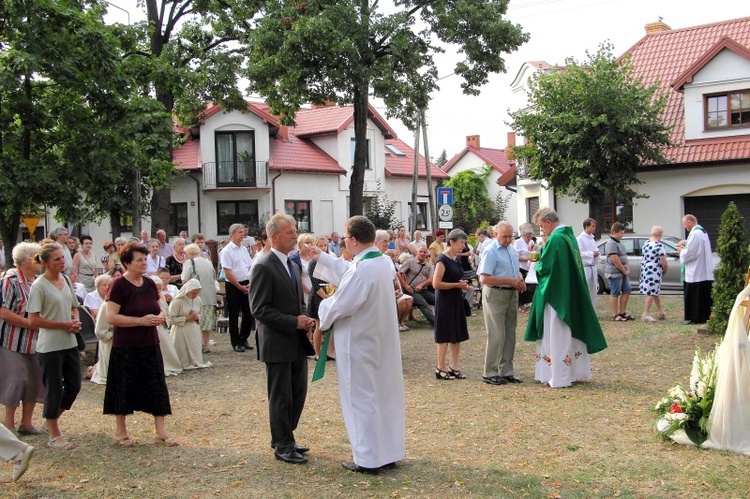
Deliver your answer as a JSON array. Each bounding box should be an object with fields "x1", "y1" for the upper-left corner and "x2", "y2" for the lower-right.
[{"x1": 654, "y1": 345, "x2": 720, "y2": 445}]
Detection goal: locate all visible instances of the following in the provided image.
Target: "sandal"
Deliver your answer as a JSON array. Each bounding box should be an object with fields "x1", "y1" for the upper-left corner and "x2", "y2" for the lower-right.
[
  {"x1": 641, "y1": 315, "x2": 656, "y2": 323},
  {"x1": 115, "y1": 436, "x2": 136, "y2": 447},
  {"x1": 657, "y1": 312, "x2": 666, "y2": 320},
  {"x1": 48, "y1": 435, "x2": 76, "y2": 450},
  {"x1": 623, "y1": 313, "x2": 635, "y2": 321},
  {"x1": 153, "y1": 435, "x2": 179, "y2": 447},
  {"x1": 435, "y1": 367, "x2": 456, "y2": 380},
  {"x1": 448, "y1": 367, "x2": 467, "y2": 379},
  {"x1": 398, "y1": 324, "x2": 409, "y2": 331},
  {"x1": 613, "y1": 315, "x2": 627, "y2": 322}
]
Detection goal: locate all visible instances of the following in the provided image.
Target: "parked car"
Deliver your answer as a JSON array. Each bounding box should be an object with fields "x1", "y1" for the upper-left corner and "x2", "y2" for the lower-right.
[{"x1": 595, "y1": 234, "x2": 719, "y2": 294}]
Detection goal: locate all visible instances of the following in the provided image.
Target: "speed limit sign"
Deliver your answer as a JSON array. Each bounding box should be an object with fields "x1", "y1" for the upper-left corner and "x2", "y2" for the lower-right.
[{"x1": 439, "y1": 205, "x2": 453, "y2": 222}]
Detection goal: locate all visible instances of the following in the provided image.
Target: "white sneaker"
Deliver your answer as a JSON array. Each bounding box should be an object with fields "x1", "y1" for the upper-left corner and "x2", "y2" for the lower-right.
[
  {"x1": 642, "y1": 315, "x2": 656, "y2": 322},
  {"x1": 208, "y1": 340, "x2": 218, "y2": 347}
]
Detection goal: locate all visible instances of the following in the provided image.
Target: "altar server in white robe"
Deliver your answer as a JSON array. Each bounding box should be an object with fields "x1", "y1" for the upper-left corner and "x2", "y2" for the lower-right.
[{"x1": 316, "y1": 215, "x2": 406, "y2": 474}]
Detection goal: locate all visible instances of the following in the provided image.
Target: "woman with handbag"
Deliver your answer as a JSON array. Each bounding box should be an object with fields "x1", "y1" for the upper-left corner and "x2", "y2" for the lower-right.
[
  {"x1": 181, "y1": 244, "x2": 217, "y2": 353},
  {"x1": 27, "y1": 243, "x2": 82, "y2": 450}
]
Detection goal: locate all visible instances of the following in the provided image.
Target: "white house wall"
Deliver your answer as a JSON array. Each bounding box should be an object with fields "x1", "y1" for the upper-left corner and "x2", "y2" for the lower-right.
[
  {"x1": 272, "y1": 172, "x2": 346, "y2": 235},
  {"x1": 201, "y1": 110, "x2": 271, "y2": 164},
  {"x1": 552, "y1": 163, "x2": 750, "y2": 237}
]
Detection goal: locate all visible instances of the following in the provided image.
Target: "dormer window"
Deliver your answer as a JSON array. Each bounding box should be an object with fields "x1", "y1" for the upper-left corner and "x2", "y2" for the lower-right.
[{"x1": 705, "y1": 90, "x2": 750, "y2": 129}]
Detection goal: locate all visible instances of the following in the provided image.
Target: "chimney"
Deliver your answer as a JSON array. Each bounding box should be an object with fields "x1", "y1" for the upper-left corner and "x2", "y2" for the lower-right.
[
  {"x1": 507, "y1": 132, "x2": 516, "y2": 148},
  {"x1": 311, "y1": 99, "x2": 336, "y2": 109},
  {"x1": 278, "y1": 125, "x2": 289, "y2": 141},
  {"x1": 645, "y1": 20, "x2": 671, "y2": 34},
  {"x1": 466, "y1": 135, "x2": 480, "y2": 149}
]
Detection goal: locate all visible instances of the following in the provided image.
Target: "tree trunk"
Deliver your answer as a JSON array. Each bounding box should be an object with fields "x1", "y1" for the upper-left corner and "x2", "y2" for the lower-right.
[
  {"x1": 0, "y1": 211, "x2": 21, "y2": 269},
  {"x1": 110, "y1": 208, "x2": 122, "y2": 239},
  {"x1": 147, "y1": 1, "x2": 173, "y2": 235},
  {"x1": 349, "y1": 84, "x2": 369, "y2": 217}
]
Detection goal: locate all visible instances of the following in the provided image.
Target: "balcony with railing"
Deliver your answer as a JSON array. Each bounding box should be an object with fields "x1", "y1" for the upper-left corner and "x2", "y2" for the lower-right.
[{"x1": 202, "y1": 161, "x2": 269, "y2": 190}]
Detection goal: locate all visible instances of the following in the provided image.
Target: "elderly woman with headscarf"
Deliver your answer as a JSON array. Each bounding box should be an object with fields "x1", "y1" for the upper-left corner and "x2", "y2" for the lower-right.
[
  {"x1": 149, "y1": 275, "x2": 182, "y2": 376},
  {"x1": 169, "y1": 279, "x2": 211, "y2": 370},
  {"x1": 181, "y1": 244, "x2": 217, "y2": 353},
  {"x1": 90, "y1": 301, "x2": 113, "y2": 385},
  {"x1": 0, "y1": 243, "x2": 46, "y2": 436}
]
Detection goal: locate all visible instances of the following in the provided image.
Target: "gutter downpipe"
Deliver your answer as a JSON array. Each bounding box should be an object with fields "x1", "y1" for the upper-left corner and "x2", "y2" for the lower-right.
[
  {"x1": 188, "y1": 171, "x2": 202, "y2": 233},
  {"x1": 271, "y1": 170, "x2": 283, "y2": 213}
]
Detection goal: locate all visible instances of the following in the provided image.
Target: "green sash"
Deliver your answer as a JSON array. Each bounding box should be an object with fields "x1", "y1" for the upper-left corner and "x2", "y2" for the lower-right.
[{"x1": 312, "y1": 250, "x2": 383, "y2": 381}]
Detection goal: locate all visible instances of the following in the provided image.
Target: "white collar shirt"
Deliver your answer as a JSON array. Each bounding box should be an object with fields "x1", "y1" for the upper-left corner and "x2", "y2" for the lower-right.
[{"x1": 220, "y1": 240, "x2": 253, "y2": 282}]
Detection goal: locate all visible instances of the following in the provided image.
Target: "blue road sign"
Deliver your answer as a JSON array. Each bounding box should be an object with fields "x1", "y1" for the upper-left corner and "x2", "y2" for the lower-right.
[{"x1": 437, "y1": 187, "x2": 453, "y2": 205}]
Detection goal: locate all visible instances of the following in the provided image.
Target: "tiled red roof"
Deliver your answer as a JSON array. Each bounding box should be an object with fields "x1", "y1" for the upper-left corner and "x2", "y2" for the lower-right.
[
  {"x1": 442, "y1": 146, "x2": 514, "y2": 178},
  {"x1": 384, "y1": 138, "x2": 448, "y2": 180},
  {"x1": 293, "y1": 105, "x2": 396, "y2": 139},
  {"x1": 269, "y1": 131, "x2": 345, "y2": 174},
  {"x1": 623, "y1": 16, "x2": 750, "y2": 165},
  {"x1": 173, "y1": 138, "x2": 201, "y2": 170}
]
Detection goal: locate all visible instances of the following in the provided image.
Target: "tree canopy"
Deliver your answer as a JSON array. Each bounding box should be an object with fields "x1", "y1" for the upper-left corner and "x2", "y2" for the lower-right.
[
  {"x1": 0, "y1": 0, "x2": 173, "y2": 262},
  {"x1": 244, "y1": 0, "x2": 528, "y2": 216},
  {"x1": 509, "y1": 43, "x2": 672, "y2": 224}
]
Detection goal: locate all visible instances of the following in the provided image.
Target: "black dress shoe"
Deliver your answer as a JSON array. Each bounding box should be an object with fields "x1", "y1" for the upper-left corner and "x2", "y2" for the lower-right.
[
  {"x1": 379, "y1": 462, "x2": 397, "y2": 470},
  {"x1": 341, "y1": 462, "x2": 379, "y2": 474},
  {"x1": 233, "y1": 345, "x2": 246, "y2": 352},
  {"x1": 294, "y1": 444, "x2": 310, "y2": 454},
  {"x1": 275, "y1": 450, "x2": 308, "y2": 464},
  {"x1": 482, "y1": 375, "x2": 507, "y2": 385},
  {"x1": 241, "y1": 342, "x2": 255, "y2": 350},
  {"x1": 504, "y1": 375, "x2": 523, "y2": 384}
]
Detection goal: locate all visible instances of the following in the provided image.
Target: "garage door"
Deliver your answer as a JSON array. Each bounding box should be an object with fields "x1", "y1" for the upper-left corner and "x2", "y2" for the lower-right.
[{"x1": 683, "y1": 193, "x2": 750, "y2": 247}]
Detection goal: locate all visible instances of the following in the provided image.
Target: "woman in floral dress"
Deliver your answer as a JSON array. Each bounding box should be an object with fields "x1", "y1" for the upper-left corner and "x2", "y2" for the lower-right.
[{"x1": 639, "y1": 225, "x2": 668, "y2": 322}]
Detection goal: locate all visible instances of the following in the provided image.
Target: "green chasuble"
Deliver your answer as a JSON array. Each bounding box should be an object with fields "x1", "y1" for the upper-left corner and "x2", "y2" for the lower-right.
[{"x1": 524, "y1": 225, "x2": 607, "y2": 354}]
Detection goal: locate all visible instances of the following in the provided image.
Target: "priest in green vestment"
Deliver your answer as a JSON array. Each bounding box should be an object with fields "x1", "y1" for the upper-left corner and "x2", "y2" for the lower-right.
[{"x1": 524, "y1": 207, "x2": 607, "y2": 388}]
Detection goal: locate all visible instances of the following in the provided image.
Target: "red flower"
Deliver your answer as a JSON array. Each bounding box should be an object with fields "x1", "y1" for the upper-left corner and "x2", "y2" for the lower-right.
[{"x1": 670, "y1": 403, "x2": 683, "y2": 413}]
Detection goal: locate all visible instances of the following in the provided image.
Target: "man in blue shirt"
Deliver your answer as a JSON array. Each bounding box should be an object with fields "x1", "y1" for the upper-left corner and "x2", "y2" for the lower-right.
[
  {"x1": 328, "y1": 232, "x2": 342, "y2": 257},
  {"x1": 478, "y1": 221, "x2": 526, "y2": 385}
]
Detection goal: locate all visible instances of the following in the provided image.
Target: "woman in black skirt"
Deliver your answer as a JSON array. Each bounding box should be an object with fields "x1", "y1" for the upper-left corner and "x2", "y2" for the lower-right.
[{"x1": 104, "y1": 243, "x2": 177, "y2": 446}]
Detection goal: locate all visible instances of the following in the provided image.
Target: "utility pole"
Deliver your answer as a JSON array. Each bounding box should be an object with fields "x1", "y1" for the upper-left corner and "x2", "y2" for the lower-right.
[
  {"x1": 420, "y1": 109, "x2": 435, "y2": 234},
  {"x1": 410, "y1": 117, "x2": 421, "y2": 234}
]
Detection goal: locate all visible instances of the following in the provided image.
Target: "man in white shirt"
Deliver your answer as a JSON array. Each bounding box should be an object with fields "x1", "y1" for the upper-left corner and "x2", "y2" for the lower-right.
[
  {"x1": 678, "y1": 214, "x2": 714, "y2": 325},
  {"x1": 220, "y1": 224, "x2": 254, "y2": 352},
  {"x1": 576, "y1": 218, "x2": 600, "y2": 307},
  {"x1": 139, "y1": 230, "x2": 150, "y2": 247}
]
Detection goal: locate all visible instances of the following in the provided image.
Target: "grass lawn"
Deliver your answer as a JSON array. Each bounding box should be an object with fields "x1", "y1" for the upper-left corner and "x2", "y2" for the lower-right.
[{"x1": 4, "y1": 294, "x2": 748, "y2": 498}]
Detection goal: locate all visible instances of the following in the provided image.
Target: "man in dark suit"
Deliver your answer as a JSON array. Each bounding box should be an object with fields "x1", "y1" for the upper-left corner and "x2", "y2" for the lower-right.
[{"x1": 250, "y1": 213, "x2": 315, "y2": 464}]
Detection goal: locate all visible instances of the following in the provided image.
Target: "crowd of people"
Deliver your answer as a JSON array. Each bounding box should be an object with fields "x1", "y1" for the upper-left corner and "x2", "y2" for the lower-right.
[{"x1": 0, "y1": 208, "x2": 717, "y2": 479}]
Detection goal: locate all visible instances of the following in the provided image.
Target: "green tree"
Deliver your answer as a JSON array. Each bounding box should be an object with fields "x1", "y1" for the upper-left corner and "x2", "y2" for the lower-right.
[
  {"x1": 443, "y1": 165, "x2": 502, "y2": 234},
  {"x1": 139, "y1": 0, "x2": 251, "y2": 234},
  {"x1": 707, "y1": 202, "x2": 749, "y2": 335},
  {"x1": 435, "y1": 149, "x2": 448, "y2": 168},
  {"x1": 509, "y1": 43, "x2": 672, "y2": 231},
  {"x1": 0, "y1": 0, "x2": 166, "y2": 262},
  {"x1": 244, "y1": 0, "x2": 528, "y2": 216},
  {"x1": 364, "y1": 183, "x2": 401, "y2": 230}
]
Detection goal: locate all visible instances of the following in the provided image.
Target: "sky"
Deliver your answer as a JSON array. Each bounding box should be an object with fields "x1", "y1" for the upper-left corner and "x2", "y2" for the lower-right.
[{"x1": 104, "y1": 1, "x2": 748, "y2": 159}]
